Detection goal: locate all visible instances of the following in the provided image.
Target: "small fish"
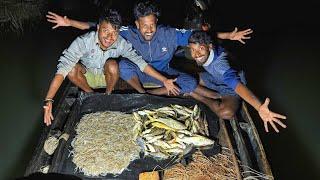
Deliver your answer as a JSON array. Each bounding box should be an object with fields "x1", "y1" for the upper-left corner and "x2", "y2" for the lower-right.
[
  {"x1": 155, "y1": 106, "x2": 175, "y2": 112},
  {"x1": 177, "y1": 129, "x2": 193, "y2": 136},
  {"x1": 148, "y1": 115, "x2": 187, "y2": 130},
  {"x1": 151, "y1": 122, "x2": 177, "y2": 131},
  {"x1": 146, "y1": 151, "x2": 169, "y2": 160},
  {"x1": 133, "y1": 112, "x2": 142, "y2": 122},
  {"x1": 165, "y1": 147, "x2": 184, "y2": 155},
  {"x1": 141, "y1": 128, "x2": 152, "y2": 135},
  {"x1": 146, "y1": 143, "x2": 156, "y2": 152},
  {"x1": 153, "y1": 140, "x2": 171, "y2": 149},
  {"x1": 176, "y1": 135, "x2": 214, "y2": 147},
  {"x1": 192, "y1": 104, "x2": 201, "y2": 120},
  {"x1": 147, "y1": 135, "x2": 163, "y2": 143}
]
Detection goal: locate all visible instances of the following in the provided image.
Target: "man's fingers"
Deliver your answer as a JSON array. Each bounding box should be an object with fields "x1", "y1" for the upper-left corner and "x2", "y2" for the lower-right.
[
  {"x1": 46, "y1": 15, "x2": 56, "y2": 20},
  {"x1": 170, "y1": 88, "x2": 179, "y2": 96},
  {"x1": 239, "y1": 39, "x2": 246, "y2": 44},
  {"x1": 264, "y1": 98, "x2": 270, "y2": 106},
  {"x1": 47, "y1": 19, "x2": 58, "y2": 23},
  {"x1": 242, "y1": 36, "x2": 251, "y2": 39},
  {"x1": 272, "y1": 112, "x2": 287, "y2": 119},
  {"x1": 233, "y1": 27, "x2": 238, "y2": 33},
  {"x1": 50, "y1": 114, "x2": 54, "y2": 121},
  {"x1": 52, "y1": 24, "x2": 59, "y2": 29},
  {"x1": 44, "y1": 115, "x2": 49, "y2": 126},
  {"x1": 243, "y1": 29, "x2": 253, "y2": 34},
  {"x1": 48, "y1": 11, "x2": 58, "y2": 17},
  {"x1": 269, "y1": 121, "x2": 279, "y2": 133},
  {"x1": 172, "y1": 78, "x2": 177, "y2": 82},
  {"x1": 273, "y1": 118, "x2": 287, "y2": 128},
  {"x1": 264, "y1": 121, "x2": 269, "y2": 132},
  {"x1": 173, "y1": 86, "x2": 180, "y2": 93}
]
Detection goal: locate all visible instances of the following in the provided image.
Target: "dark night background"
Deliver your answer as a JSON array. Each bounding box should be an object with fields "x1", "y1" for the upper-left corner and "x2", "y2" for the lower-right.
[{"x1": 0, "y1": 0, "x2": 319, "y2": 179}]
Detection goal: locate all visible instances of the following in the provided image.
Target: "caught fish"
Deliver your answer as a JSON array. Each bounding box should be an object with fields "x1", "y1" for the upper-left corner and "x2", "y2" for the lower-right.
[
  {"x1": 141, "y1": 128, "x2": 152, "y2": 135},
  {"x1": 133, "y1": 104, "x2": 213, "y2": 160},
  {"x1": 155, "y1": 106, "x2": 175, "y2": 112},
  {"x1": 176, "y1": 135, "x2": 214, "y2": 147},
  {"x1": 177, "y1": 129, "x2": 193, "y2": 136},
  {"x1": 147, "y1": 115, "x2": 187, "y2": 130},
  {"x1": 165, "y1": 147, "x2": 184, "y2": 155},
  {"x1": 192, "y1": 104, "x2": 201, "y2": 120},
  {"x1": 142, "y1": 128, "x2": 165, "y2": 138},
  {"x1": 203, "y1": 113, "x2": 209, "y2": 136},
  {"x1": 151, "y1": 122, "x2": 178, "y2": 131},
  {"x1": 177, "y1": 115, "x2": 190, "y2": 121},
  {"x1": 145, "y1": 151, "x2": 169, "y2": 160},
  {"x1": 153, "y1": 140, "x2": 171, "y2": 149},
  {"x1": 147, "y1": 135, "x2": 164, "y2": 143},
  {"x1": 183, "y1": 106, "x2": 194, "y2": 114},
  {"x1": 146, "y1": 143, "x2": 156, "y2": 152},
  {"x1": 169, "y1": 142, "x2": 185, "y2": 149},
  {"x1": 133, "y1": 112, "x2": 142, "y2": 122}
]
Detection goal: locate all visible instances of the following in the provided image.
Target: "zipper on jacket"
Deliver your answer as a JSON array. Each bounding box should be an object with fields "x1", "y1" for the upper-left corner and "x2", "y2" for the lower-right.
[{"x1": 148, "y1": 41, "x2": 152, "y2": 62}]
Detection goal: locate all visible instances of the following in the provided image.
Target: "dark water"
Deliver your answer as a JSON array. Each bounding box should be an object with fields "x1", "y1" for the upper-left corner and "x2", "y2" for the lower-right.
[{"x1": 0, "y1": 0, "x2": 319, "y2": 179}]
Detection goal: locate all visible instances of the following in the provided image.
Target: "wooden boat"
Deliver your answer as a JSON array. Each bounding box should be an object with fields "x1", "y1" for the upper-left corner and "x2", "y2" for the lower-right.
[{"x1": 24, "y1": 79, "x2": 273, "y2": 179}]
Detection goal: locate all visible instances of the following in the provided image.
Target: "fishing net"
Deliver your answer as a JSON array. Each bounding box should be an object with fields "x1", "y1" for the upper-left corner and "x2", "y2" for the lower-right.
[
  {"x1": 163, "y1": 147, "x2": 237, "y2": 180},
  {"x1": 70, "y1": 111, "x2": 141, "y2": 177}
]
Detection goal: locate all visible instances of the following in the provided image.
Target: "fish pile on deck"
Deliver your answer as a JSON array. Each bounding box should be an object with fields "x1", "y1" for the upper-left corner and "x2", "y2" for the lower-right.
[{"x1": 132, "y1": 104, "x2": 215, "y2": 160}]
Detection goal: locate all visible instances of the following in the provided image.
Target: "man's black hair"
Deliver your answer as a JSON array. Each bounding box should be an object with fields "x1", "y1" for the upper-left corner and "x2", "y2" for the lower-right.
[
  {"x1": 98, "y1": 8, "x2": 122, "y2": 30},
  {"x1": 133, "y1": 1, "x2": 161, "y2": 20},
  {"x1": 188, "y1": 30, "x2": 213, "y2": 45}
]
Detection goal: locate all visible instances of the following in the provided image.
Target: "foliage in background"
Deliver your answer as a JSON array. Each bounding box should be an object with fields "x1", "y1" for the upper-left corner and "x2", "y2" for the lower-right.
[{"x1": 0, "y1": 0, "x2": 46, "y2": 34}]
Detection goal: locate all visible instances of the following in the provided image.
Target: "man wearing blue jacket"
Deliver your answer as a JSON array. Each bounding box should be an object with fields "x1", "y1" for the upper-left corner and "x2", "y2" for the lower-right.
[{"x1": 188, "y1": 31, "x2": 287, "y2": 132}]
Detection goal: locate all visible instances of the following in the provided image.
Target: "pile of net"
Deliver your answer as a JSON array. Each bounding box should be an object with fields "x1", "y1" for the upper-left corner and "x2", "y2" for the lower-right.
[
  {"x1": 71, "y1": 111, "x2": 140, "y2": 176},
  {"x1": 163, "y1": 147, "x2": 238, "y2": 180}
]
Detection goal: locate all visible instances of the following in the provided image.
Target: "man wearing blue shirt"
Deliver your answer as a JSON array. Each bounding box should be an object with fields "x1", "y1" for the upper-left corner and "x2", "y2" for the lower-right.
[{"x1": 188, "y1": 31, "x2": 287, "y2": 133}]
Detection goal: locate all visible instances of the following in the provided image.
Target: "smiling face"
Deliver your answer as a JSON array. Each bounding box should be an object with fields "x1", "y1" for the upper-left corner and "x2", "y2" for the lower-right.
[
  {"x1": 135, "y1": 14, "x2": 157, "y2": 41},
  {"x1": 97, "y1": 21, "x2": 119, "y2": 49},
  {"x1": 189, "y1": 43, "x2": 212, "y2": 65}
]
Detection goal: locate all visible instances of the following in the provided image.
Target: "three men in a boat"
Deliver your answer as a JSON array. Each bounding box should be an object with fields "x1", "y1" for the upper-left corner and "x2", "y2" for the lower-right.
[{"x1": 43, "y1": 1, "x2": 286, "y2": 133}]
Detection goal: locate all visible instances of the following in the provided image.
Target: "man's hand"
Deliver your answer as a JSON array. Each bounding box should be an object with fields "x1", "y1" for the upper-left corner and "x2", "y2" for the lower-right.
[
  {"x1": 163, "y1": 78, "x2": 180, "y2": 96},
  {"x1": 43, "y1": 102, "x2": 54, "y2": 126},
  {"x1": 229, "y1": 27, "x2": 253, "y2": 44},
  {"x1": 258, "y1": 98, "x2": 287, "y2": 133},
  {"x1": 46, "y1": 11, "x2": 70, "y2": 29}
]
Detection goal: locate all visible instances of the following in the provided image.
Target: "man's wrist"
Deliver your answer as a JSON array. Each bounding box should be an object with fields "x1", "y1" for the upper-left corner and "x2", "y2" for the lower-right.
[
  {"x1": 161, "y1": 78, "x2": 168, "y2": 84},
  {"x1": 44, "y1": 98, "x2": 54, "y2": 105},
  {"x1": 66, "y1": 17, "x2": 72, "y2": 26}
]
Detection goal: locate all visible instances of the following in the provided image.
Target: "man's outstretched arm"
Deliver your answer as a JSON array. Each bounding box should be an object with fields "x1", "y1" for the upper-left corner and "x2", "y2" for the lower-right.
[
  {"x1": 46, "y1": 11, "x2": 91, "y2": 30},
  {"x1": 217, "y1": 27, "x2": 253, "y2": 44},
  {"x1": 43, "y1": 74, "x2": 64, "y2": 126},
  {"x1": 46, "y1": 12, "x2": 253, "y2": 44},
  {"x1": 235, "y1": 83, "x2": 287, "y2": 133}
]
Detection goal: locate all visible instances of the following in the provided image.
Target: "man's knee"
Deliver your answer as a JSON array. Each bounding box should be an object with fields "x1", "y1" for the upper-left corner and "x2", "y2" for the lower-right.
[
  {"x1": 119, "y1": 60, "x2": 138, "y2": 80},
  {"x1": 218, "y1": 108, "x2": 236, "y2": 120},
  {"x1": 178, "y1": 75, "x2": 197, "y2": 94},
  {"x1": 104, "y1": 60, "x2": 119, "y2": 75},
  {"x1": 67, "y1": 64, "x2": 84, "y2": 80}
]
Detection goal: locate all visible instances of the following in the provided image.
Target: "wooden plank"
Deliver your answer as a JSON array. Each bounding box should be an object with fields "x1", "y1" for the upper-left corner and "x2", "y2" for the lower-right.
[
  {"x1": 240, "y1": 102, "x2": 273, "y2": 178},
  {"x1": 217, "y1": 118, "x2": 242, "y2": 180}
]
